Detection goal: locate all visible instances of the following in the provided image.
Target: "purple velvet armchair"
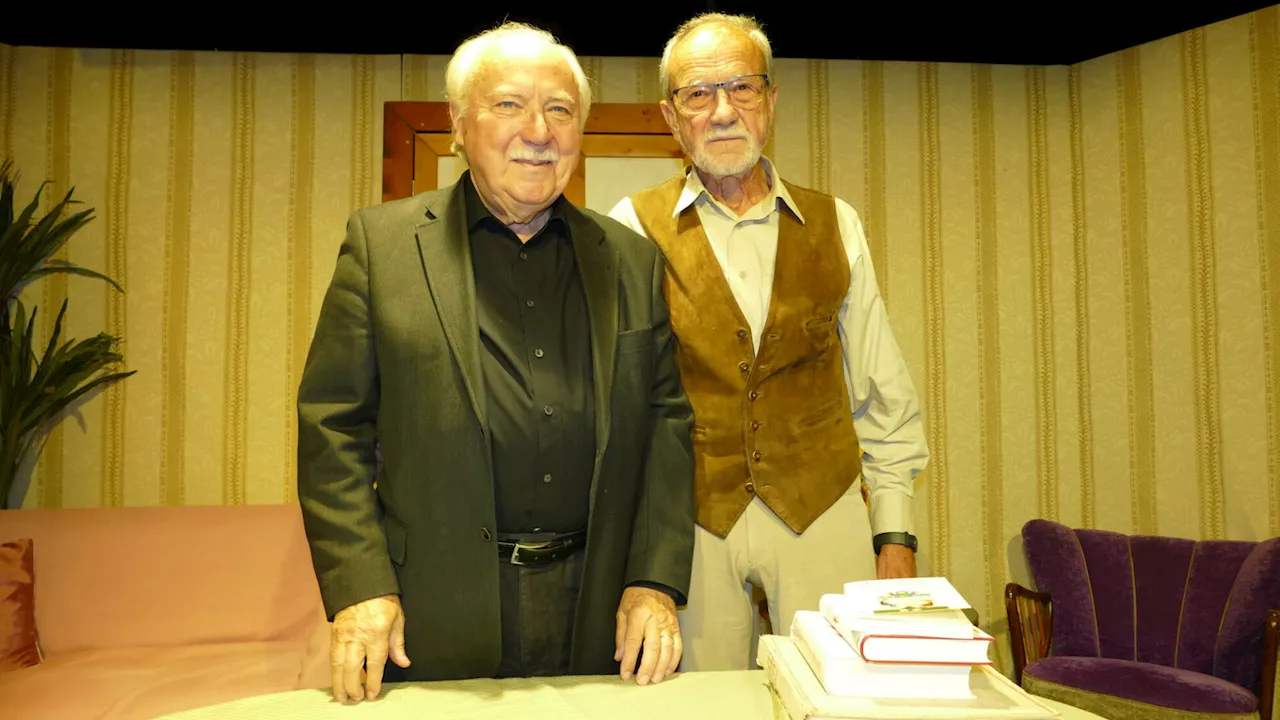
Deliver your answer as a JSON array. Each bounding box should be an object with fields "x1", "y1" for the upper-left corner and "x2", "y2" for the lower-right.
[{"x1": 1006, "y1": 519, "x2": 1280, "y2": 720}]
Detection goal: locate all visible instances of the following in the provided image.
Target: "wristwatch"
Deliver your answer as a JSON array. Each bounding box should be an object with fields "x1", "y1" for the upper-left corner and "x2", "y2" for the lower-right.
[{"x1": 873, "y1": 532, "x2": 918, "y2": 555}]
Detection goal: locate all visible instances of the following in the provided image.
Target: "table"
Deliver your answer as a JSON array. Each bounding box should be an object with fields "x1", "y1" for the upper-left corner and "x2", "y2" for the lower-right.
[
  {"x1": 158, "y1": 672, "x2": 1109, "y2": 720},
  {"x1": 158, "y1": 671, "x2": 773, "y2": 720}
]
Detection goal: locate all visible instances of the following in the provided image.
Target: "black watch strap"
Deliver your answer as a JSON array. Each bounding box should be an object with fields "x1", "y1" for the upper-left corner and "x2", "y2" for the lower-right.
[{"x1": 873, "y1": 532, "x2": 918, "y2": 554}]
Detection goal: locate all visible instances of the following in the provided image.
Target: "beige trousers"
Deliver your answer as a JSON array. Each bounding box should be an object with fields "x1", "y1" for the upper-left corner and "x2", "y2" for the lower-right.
[{"x1": 677, "y1": 484, "x2": 877, "y2": 671}]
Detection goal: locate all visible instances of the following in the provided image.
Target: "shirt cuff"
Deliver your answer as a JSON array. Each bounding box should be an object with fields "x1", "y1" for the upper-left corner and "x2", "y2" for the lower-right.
[
  {"x1": 626, "y1": 581, "x2": 681, "y2": 604},
  {"x1": 868, "y1": 490, "x2": 914, "y2": 537}
]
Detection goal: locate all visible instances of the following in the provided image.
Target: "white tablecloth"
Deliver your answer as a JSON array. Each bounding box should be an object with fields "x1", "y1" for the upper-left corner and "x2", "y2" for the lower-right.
[
  {"x1": 157, "y1": 671, "x2": 1105, "y2": 720},
  {"x1": 158, "y1": 671, "x2": 774, "y2": 720}
]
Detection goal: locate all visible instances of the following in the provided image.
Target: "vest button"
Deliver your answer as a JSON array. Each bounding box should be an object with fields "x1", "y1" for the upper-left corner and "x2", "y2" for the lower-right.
[
  {"x1": 745, "y1": 482, "x2": 755, "y2": 494},
  {"x1": 753, "y1": 451, "x2": 763, "y2": 462},
  {"x1": 738, "y1": 361, "x2": 749, "y2": 373},
  {"x1": 750, "y1": 420, "x2": 760, "y2": 431},
  {"x1": 749, "y1": 391, "x2": 758, "y2": 400},
  {"x1": 479, "y1": 526, "x2": 492, "y2": 541},
  {"x1": 737, "y1": 329, "x2": 748, "y2": 340}
]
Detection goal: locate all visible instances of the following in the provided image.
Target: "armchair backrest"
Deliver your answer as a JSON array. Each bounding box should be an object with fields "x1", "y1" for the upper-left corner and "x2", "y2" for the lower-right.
[{"x1": 1022, "y1": 519, "x2": 1280, "y2": 694}]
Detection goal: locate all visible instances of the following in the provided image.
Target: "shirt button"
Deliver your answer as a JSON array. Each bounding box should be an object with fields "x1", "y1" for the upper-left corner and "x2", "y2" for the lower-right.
[
  {"x1": 543, "y1": 405, "x2": 554, "y2": 416},
  {"x1": 479, "y1": 526, "x2": 492, "y2": 541},
  {"x1": 535, "y1": 348, "x2": 544, "y2": 358},
  {"x1": 745, "y1": 482, "x2": 755, "y2": 494},
  {"x1": 543, "y1": 474, "x2": 553, "y2": 483},
  {"x1": 738, "y1": 361, "x2": 749, "y2": 373},
  {"x1": 739, "y1": 270, "x2": 748, "y2": 279},
  {"x1": 753, "y1": 451, "x2": 763, "y2": 462},
  {"x1": 526, "y1": 300, "x2": 535, "y2": 308}
]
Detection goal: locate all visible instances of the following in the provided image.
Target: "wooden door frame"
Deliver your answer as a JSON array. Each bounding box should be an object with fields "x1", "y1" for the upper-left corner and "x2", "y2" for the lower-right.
[{"x1": 382, "y1": 101, "x2": 683, "y2": 203}]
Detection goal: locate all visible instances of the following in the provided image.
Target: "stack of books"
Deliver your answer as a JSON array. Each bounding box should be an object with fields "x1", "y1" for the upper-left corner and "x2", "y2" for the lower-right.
[
  {"x1": 757, "y1": 577, "x2": 1062, "y2": 719},
  {"x1": 794, "y1": 577, "x2": 993, "y2": 700}
]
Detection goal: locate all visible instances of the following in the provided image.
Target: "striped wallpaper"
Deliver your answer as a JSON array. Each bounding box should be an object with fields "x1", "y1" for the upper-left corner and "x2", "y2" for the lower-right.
[{"x1": 1, "y1": 6, "x2": 1277, "y2": 675}]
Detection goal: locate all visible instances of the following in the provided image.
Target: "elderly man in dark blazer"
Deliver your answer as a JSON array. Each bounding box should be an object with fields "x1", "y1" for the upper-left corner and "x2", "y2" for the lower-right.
[{"x1": 296, "y1": 21, "x2": 695, "y2": 703}]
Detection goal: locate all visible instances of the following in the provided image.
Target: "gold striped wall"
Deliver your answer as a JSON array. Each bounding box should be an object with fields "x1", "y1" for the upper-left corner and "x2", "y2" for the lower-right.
[
  {"x1": 1, "y1": 7, "x2": 1277, "y2": 675},
  {"x1": 0, "y1": 49, "x2": 402, "y2": 507}
]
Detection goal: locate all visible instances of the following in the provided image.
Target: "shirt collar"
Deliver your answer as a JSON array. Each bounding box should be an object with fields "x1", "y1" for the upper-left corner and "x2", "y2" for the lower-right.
[{"x1": 671, "y1": 156, "x2": 804, "y2": 224}]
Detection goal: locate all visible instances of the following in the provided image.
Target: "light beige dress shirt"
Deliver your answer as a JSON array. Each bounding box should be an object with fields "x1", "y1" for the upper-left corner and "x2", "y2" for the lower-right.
[{"x1": 608, "y1": 158, "x2": 928, "y2": 537}]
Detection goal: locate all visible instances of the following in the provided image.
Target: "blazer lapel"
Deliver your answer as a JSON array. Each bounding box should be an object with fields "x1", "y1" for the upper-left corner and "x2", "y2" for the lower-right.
[
  {"x1": 566, "y1": 206, "x2": 617, "y2": 464},
  {"x1": 415, "y1": 182, "x2": 488, "y2": 436}
]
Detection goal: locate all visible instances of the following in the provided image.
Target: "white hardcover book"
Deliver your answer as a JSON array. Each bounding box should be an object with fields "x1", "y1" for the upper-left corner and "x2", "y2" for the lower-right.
[
  {"x1": 791, "y1": 610, "x2": 975, "y2": 699},
  {"x1": 843, "y1": 577, "x2": 973, "y2": 616},
  {"x1": 844, "y1": 573, "x2": 972, "y2": 607},
  {"x1": 758, "y1": 634, "x2": 1063, "y2": 720},
  {"x1": 820, "y1": 594, "x2": 994, "y2": 665},
  {"x1": 821, "y1": 593, "x2": 978, "y2": 640}
]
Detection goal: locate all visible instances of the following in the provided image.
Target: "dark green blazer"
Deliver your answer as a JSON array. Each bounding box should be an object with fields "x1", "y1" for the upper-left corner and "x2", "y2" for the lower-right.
[{"x1": 296, "y1": 178, "x2": 695, "y2": 681}]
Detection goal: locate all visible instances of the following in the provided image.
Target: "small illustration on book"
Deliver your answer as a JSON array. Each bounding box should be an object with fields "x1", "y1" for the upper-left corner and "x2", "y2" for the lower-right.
[
  {"x1": 876, "y1": 590, "x2": 948, "y2": 613},
  {"x1": 845, "y1": 577, "x2": 972, "y2": 616}
]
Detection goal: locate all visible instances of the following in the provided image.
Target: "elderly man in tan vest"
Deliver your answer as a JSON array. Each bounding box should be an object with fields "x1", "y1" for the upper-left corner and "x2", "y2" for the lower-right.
[{"x1": 608, "y1": 13, "x2": 929, "y2": 672}]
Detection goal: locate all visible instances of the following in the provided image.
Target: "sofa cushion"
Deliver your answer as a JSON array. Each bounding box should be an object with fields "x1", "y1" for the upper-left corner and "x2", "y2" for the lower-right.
[
  {"x1": 0, "y1": 640, "x2": 315, "y2": 720},
  {"x1": 1023, "y1": 656, "x2": 1258, "y2": 718},
  {"x1": 0, "y1": 537, "x2": 40, "y2": 673}
]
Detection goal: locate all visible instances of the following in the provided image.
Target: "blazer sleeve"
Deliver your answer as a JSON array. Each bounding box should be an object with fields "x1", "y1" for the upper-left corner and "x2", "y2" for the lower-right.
[
  {"x1": 296, "y1": 209, "x2": 400, "y2": 620},
  {"x1": 624, "y1": 249, "x2": 696, "y2": 606}
]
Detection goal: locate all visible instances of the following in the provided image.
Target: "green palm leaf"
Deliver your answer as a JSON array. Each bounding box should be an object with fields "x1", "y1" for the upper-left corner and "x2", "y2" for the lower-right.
[
  {"x1": 0, "y1": 160, "x2": 133, "y2": 508},
  {"x1": 27, "y1": 261, "x2": 124, "y2": 293}
]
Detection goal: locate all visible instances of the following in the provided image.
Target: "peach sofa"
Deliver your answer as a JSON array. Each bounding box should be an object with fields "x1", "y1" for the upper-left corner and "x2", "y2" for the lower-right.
[{"x1": 0, "y1": 503, "x2": 332, "y2": 719}]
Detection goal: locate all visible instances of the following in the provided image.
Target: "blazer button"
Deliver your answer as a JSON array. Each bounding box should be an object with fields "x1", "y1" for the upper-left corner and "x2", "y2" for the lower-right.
[
  {"x1": 738, "y1": 361, "x2": 749, "y2": 373},
  {"x1": 479, "y1": 526, "x2": 492, "y2": 541},
  {"x1": 737, "y1": 329, "x2": 748, "y2": 340},
  {"x1": 745, "y1": 482, "x2": 755, "y2": 494}
]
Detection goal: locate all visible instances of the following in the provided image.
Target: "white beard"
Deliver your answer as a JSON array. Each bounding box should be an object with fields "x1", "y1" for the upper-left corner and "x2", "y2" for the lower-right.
[{"x1": 679, "y1": 124, "x2": 770, "y2": 179}]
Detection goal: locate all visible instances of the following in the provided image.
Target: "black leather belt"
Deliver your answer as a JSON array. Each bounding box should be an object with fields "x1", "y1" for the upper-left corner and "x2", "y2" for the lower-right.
[{"x1": 496, "y1": 529, "x2": 587, "y2": 566}]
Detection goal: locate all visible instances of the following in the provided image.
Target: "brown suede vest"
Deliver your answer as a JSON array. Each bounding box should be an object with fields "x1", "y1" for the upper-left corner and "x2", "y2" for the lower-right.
[{"x1": 630, "y1": 173, "x2": 862, "y2": 538}]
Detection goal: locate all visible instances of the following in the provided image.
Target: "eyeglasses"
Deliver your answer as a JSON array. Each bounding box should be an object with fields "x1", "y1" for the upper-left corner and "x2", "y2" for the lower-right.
[{"x1": 670, "y1": 74, "x2": 770, "y2": 114}]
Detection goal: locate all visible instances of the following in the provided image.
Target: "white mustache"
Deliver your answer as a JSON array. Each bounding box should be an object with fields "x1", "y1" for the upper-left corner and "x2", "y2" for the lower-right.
[
  {"x1": 509, "y1": 148, "x2": 559, "y2": 163},
  {"x1": 702, "y1": 128, "x2": 748, "y2": 143}
]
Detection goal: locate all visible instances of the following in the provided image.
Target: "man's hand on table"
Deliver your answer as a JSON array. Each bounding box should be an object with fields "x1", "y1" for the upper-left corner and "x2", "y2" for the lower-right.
[
  {"x1": 330, "y1": 594, "x2": 410, "y2": 702},
  {"x1": 614, "y1": 586, "x2": 681, "y2": 685}
]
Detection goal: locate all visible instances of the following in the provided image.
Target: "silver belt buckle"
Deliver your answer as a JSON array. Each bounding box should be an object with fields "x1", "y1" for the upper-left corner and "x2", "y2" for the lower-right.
[{"x1": 510, "y1": 541, "x2": 550, "y2": 566}]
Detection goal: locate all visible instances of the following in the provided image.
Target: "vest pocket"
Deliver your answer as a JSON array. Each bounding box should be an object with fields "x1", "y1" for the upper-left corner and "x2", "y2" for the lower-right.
[
  {"x1": 803, "y1": 315, "x2": 837, "y2": 336},
  {"x1": 796, "y1": 397, "x2": 843, "y2": 428}
]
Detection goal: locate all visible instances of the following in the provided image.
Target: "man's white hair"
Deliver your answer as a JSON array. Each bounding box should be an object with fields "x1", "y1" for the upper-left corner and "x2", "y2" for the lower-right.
[
  {"x1": 658, "y1": 13, "x2": 774, "y2": 97},
  {"x1": 445, "y1": 21, "x2": 593, "y2": 156}
]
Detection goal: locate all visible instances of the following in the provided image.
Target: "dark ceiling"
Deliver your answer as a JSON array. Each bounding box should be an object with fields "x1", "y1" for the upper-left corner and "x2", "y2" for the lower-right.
[{"x1": 2, "y1": 3, "x2": 1272, "y2": 66}]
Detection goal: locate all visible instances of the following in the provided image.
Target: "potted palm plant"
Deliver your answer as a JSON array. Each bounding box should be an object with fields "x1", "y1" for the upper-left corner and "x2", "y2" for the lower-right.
[{"x1": 0, "y1": 159, "x2": 135, "y2": 509}]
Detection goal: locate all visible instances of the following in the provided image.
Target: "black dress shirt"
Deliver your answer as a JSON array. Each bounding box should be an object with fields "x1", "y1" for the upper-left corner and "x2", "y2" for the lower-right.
[{"x1": 464, "y1": 174, "x2": 596, "y2": 536}]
